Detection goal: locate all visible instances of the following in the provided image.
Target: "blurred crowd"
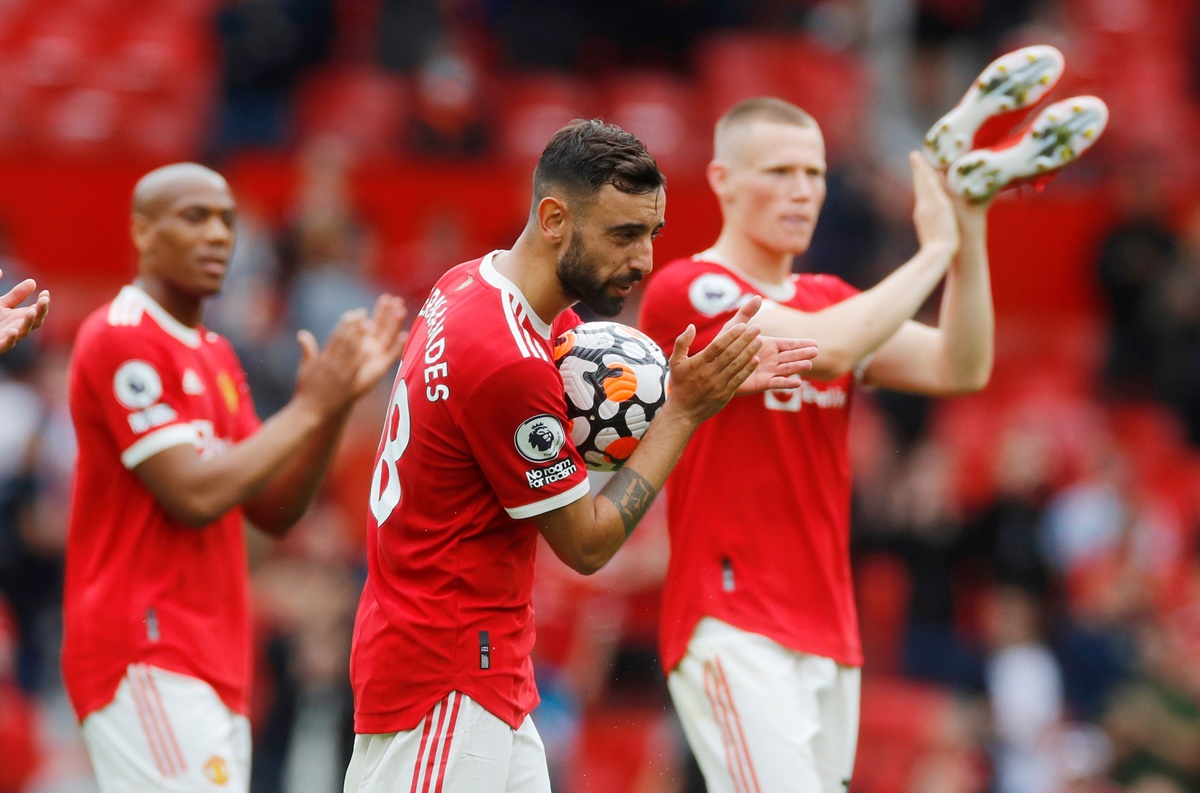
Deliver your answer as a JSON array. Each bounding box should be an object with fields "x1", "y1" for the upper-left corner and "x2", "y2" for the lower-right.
[{"x1": 5, "y1": 0, "x2": 1200, "y2": 792}]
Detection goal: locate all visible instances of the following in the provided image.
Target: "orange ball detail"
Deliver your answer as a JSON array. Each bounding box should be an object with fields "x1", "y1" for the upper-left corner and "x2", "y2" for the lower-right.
[
  {"x1": 602, "y1": 364, "x2": 639, "y2": 402},
  {"x1": 604, "y1": 436, "x2": 640, "y2": 463},
  {"x1": 553, "y1": 331, "x2": 576, "y2": 362}
]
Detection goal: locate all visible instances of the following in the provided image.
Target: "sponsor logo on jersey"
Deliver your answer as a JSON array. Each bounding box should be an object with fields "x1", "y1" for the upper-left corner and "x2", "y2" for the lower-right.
[
  {"x1": 182, "y1": 368, "x2": 205, "y2": 395},
  {"x1": 127, "y1": 403, "x2": 178, "y2": 434},
  {"x1": 216, "y1": 372, "x2": 239, "y2": 413},
  {"x1": 113, "y1": 360, "x2": 162, "y2": 409},
  {"x1": 526, "y1": 457, "x2": 578, "y2": 489},
  {"x1": 203, "y1": 755, "x2": 230, "y2": 786},
  {"x1": 514, "y1": 414, "x2": 566, "y2": 463},
  {"x1": 765, "y1": 381, "x2": 847, "y2": 412},
  {"x1": 688, "y1": 273, "x2": 742, "y2": 316},
  {"x1": 193, "y1": 420, "x2": 232, "y2": 460},
  {"x1": 765, "y1": 388, "x2": 801, "y2": 412}
]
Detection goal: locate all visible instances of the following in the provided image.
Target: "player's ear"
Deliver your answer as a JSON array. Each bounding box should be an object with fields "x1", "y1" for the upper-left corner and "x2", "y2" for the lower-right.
[
  {"x1": 131, "y1": 213, "x2": 152, "y2": 253},
  {"x1": 536, "y1": 195, "x2": 569, "y2": 245},
  {"x1": 706, "y1": 160, "x2": 728, "y2": 200}
]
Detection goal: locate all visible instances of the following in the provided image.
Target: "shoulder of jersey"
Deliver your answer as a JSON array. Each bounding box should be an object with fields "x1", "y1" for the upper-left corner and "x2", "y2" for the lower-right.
[
  {"x1": 795, "y1": 271, "x2": 857, "y2": 300},
  {"x1": 425, "y1": 264, "x2": 555, "y2": 367}
]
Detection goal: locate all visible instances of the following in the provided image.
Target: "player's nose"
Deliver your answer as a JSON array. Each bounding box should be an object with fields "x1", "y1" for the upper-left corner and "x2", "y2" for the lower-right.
[{"x1": 204, "y1": 214, "x2": 233, "y2": 244}]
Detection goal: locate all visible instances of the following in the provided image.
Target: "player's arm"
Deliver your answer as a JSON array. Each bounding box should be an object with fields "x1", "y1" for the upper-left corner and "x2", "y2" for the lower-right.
[
  {"x1": 241, "y1": 295, "x2": 406, "y2": 534},
  {"x1": 751, "y1": 153, "x2": 960, "y2": 380},
  {"x1": 861, "y1": 191, "x2": 993, "y2": 395},
  {"x1": 0, "y1": 270, "x2": 50, "y2": 355},
  {"x1": 534, "y1": 301, "x2": 768, "y2": 575},
  {"x1": 137, "y1": 297, "x2": 406, "y2": 533}
]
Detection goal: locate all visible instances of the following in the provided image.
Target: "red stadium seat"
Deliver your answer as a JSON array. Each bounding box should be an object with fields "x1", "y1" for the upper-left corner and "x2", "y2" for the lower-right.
[
  {"x1": 855, "y1": 677, "x2": 962, "y2": 793},
  {"x1": 294, "y1": 67, "x2": 412, "y2": 159},
  {"x1": 495, "y1": 71, "x2": 598, "y2": 164},
  {"x1": 10, "y1": 8, "x2": 108, "y2": 90},
  {"x1": 121, "y1": 93, "x2": 210, "y2": 160},
  {"x1": 693, "y1": 32, "x2": 868, "y2": 160},
  {"x1": 37, "y1": 86, "x2": 124, "y2": 158},
  {"x1": 105, "y1": 13, "x2": 210, "y2": 97},
  {"x1": 597, "y1": 70, "x2": 707, "y2": 170}
]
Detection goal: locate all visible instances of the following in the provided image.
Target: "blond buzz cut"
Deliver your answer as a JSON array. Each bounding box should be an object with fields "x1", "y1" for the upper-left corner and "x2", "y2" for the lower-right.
[{"x1": 713, "y1": 97, "x2": 820, "y2": 161}]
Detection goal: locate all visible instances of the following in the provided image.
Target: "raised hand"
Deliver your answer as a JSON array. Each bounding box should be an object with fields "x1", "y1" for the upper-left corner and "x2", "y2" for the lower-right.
[
  {"x1": 0, "y1": 270, "x2": 50, "y2": 354},
  {"x1": 293, "y1": 309, "x2": 369, "y2": 418},
  {"x1": 351, "y1": 294, "x2": 408, "y2": 398},
  {"x1": 735, "y1": 335, "x2": 818, "y2": 394},
  {"x1": 665, "y1": 318, "x2": 763, "y2": 425},
  {"x1": 910, "y1": 151, "x2": 960, "y2": 257},
  {"x1": 721, "y1": 295, "x2": 818, "y2": 394}
]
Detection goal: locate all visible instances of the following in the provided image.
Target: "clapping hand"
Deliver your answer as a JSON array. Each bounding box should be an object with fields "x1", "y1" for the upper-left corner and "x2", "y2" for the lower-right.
[{"x1": 0, "y1": 270, "x2": 50, "y2": 354}]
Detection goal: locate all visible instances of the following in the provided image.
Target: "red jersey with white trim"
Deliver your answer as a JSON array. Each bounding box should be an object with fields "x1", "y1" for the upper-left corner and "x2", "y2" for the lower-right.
[
  {"x1": 638, "y1": 255, "x2": 864, "y2": 672},
  {"x1": 63, "y1": 286, "x2": 261, "y2": 721},
  {"x1": 351, "y1": 252, "x2": 588, "y2": 733}
]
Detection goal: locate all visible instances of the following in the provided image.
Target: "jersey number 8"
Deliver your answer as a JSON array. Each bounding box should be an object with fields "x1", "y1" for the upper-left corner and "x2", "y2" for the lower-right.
[{"x1": 370, "y1": 378, "x2": 410, "y2": 524}]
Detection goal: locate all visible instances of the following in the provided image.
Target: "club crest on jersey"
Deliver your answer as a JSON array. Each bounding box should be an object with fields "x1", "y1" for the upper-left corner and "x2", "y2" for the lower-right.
[
  {"x1": 217, "y1": 372, "x2": 239, "y2": 413},
  {"x1": 688, "y1": 273, "x2": 742, "y2": 316},
  {"x1": 203, "y1": 755, "x2": 230, "y2": 786},
  {"x1": 113, "y1": 360, "x2": 163, "y2": 409},
  {"x1": 515, "y1": 414, "x2": 566, "y2": 463}
]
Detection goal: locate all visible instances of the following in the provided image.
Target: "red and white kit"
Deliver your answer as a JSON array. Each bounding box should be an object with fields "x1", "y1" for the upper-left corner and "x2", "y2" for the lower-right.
[
  {"x1": 348, "y1": 252, "x2": 586, "y2": 792},
  {"x1": 63, "y1": 285, "x2": 260, "y2": 789},
  {"x1": 639, "y1": 254, "x2": 864, "y2": 792}
]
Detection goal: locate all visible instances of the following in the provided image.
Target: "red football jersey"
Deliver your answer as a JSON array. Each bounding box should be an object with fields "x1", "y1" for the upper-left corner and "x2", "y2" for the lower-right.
[
  {"x1": 63, "y1": 286, "x2": 261, "y2": 721},
  {"x1": 351, "y1": 253, "x2": 588, "y2": 733},
  {"x1": 639, "y1": 255, "x2": 865, "y2": 672}
]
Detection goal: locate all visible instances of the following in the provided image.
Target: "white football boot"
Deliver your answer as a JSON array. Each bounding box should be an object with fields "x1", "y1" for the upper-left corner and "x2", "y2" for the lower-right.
[
  {"x1": 946, "y1": 95, "x2": 1109, "y2": 203},
  {"x1": 924, "y1": 44, "x2": 1066, "y2": 168}
]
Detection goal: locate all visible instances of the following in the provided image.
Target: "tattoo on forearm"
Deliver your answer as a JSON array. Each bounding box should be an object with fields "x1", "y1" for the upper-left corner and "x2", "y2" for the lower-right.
[{"x1": 605, "y1": 468, "x2": 659, "y2": 537}]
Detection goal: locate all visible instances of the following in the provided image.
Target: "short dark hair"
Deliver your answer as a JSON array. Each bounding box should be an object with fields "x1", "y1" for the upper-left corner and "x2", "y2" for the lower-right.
[{"x1": 532, "y1": 119, "x2": 665, "y2": 208}]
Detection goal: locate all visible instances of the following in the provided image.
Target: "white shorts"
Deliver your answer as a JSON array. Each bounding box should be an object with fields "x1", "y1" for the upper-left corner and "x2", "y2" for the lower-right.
[
  {"x1": 668, "y1": 618, "x2": 861, "y2": 793},
  {"x1": 80, "y1": 663, "x2": 251, "y2": 793},
  {"x1": 344, "y1": 691, "x2": 551, "y2": 793}
]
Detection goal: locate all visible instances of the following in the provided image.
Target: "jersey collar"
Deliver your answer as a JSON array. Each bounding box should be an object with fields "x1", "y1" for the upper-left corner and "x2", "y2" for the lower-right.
[
  {"x1": 121, "y1": 285, "x2": 202, "y2": 348},
  {"x1": 695, "y1": 248, "x2": 798, "y2": 303},
  {"x1": 479, "y1": 251, "x2": 553, "y2": 339}
]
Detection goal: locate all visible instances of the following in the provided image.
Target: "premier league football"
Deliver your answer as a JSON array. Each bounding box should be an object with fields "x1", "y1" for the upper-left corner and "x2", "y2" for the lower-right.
[{"x1": 554, "y1": 321, "x2": 670, "y2": 471}]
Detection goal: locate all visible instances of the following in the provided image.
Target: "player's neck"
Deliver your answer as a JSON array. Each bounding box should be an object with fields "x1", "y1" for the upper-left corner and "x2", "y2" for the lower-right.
[
  {"x1": 709, "y1": 231, "x2": 794, "y2": 286},
  {"x1": 135, "y1": 277, "x2": 204, "y2": 328},
  {"x1": 492, "y1": 233, "x2": 569, "y2": 325}
]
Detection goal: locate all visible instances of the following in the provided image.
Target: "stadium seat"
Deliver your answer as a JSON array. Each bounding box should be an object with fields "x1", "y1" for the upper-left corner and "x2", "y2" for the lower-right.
[
  {"x1": 294, "y1": 67, "x2": 412, "y2": 159},
  {"x1": 855, "y1": 554, "x2": 911, "y2": 675},
  {"x1": 37, "y1": 86, "x2": 123, "y2": 158},
  {"x1": 0, "y1": 63, "x2": 35, "y2": 154},
  {"x1": 597, "y1": 70, "x2": 707, "y2": 169},
  {"x1": 495, "y1": 71, "x2": 598, "y2": 164},
  {"x1": 10, "y1": 9, "x2": 106, "y2": 90},
  {"x1": 855, "y1": 676, "x2": 960, "y2": 793},
  {"x1": 121, "y1": 93, "x2": 210, "y2": 160},
  {"x1": 105, "y1": 13, "x2": 210, "y2": 97},
  {"x1": 693, "y1": 32, "x2": 868, "y2": 159}
]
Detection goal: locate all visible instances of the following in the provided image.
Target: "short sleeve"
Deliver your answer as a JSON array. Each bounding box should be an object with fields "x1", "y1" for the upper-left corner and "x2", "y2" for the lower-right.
[
  {"x1": 639, "y1": 263, "x2": 746, "y2": 354},
  {"x1": 76, "y1": 330, "x2": 199, "y2": 469},
  {"x1": 460, "y1": 358, "x2": 589, "y2": 519}
]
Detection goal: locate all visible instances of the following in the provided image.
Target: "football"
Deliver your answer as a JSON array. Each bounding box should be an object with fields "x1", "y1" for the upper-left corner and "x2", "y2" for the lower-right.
[{"x1": 554, "y1": 321, "x2": 671, "y2": 471}]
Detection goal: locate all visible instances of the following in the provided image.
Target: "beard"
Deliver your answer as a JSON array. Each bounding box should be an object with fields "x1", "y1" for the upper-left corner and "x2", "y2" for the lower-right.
[{"x1": 556, "y1": 232, "x2": 640, "y2": 317}]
